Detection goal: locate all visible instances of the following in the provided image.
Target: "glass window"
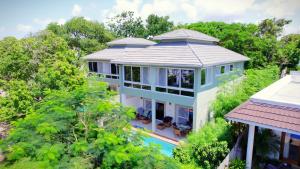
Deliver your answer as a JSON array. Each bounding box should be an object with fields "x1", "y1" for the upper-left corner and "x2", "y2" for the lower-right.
[
  {"x1": 176, "y1": 106, "x2": 191, "y2": 125},
  {"x1": 168, "y1": 69, "x2": 180, "y2": 87},
  {"x1": 124, "y1": 66, "x2": 131, "y2": 81},
  {"x1": 181, "y1": 69, "x2": 194, "y2": 89},
  {"x1": 201, "y1": 69, "x2": 206, "y2": 85},
  {"x1": 168, "y1": 89, "x2": 180, "y2": 95},
  {"x1": 181, "y1": 91, "x2": 194, "y2": 97},
  {"x1": 142, "y1": 67, "x2": 150, "y2": 84},
  {"x1": 157, "y1": 68, "x2": 166, "y2": 86},
  {"x1": 88, "y1": 62, "x2": 98, "y2": 72},
  {"x1": 221, "y1": 66, "x2": 225, "y2": 74},
  {"x1": 230, "y1": 64, "x2": 233, "y2": 71},
  {"x1": 132, "y1": 67, "x2": 140, "y2": 82},
  {"x1": 111, "y1": 64, "x2": 117, "y2": 74},
  {"x1": 88, "y1": 62, "x2": 93, "y2": 72}
]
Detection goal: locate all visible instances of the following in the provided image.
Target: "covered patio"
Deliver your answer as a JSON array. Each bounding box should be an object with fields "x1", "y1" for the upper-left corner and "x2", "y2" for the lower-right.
[
  {"x1": 226, "y1": 100, "x2": 300, "y2": 169},
  {"x1": 121, "y1": 94, "x2": 193, "y2": 141}
]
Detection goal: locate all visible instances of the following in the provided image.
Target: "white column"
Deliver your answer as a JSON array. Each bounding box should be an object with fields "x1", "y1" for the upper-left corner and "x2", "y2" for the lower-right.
[
  {"x1": 246, "y1": 125, "x2": 255, "y2": 169},
  {"x1": 120, "y1": 94, "x2": 126, "y2": 104},
  {"x1": 283, "y1": 133, "x2": 290, "y2": 158},
  {"x1": 151, "y1": 99, "x2": 156, "y2": 132}
]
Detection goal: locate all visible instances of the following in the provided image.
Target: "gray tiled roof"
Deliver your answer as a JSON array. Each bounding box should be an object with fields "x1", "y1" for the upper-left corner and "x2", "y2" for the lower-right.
[
  {"x1": 112, "y1": 42, "x2": 249, "y2": 67},
  {"x1": 153, "y1": 29, "x2": 219, "y2": 42},
  {"x1": 107, "y1": 37, "x2": 156, "y2": 46},
  {"x1": 83, "y1": 46, "x2": 145, "y2": 61}
]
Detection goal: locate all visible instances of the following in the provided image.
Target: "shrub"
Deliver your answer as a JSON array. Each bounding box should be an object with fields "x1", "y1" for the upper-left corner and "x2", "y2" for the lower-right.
[
  {"x1": 192, "y1": 141, "x2": 229, "y2": 169},
  {"x1": 187, "y1": 118, "x2": 234, "y2": 147},
  {"x1": 173, "y1": 145, "x2": 192, "y2": 164},
  {"x1": 229, "y1": 159, "x2": 246, "y2": 169},
  {"x1": 213, "y1": 66, "x2": 279, "y2": 118}
]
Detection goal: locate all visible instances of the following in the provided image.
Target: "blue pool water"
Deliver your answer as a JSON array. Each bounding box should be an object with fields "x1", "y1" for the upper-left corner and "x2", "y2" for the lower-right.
[{"x1": 143, "y1": 136, "x2": 176, "y2": 157}]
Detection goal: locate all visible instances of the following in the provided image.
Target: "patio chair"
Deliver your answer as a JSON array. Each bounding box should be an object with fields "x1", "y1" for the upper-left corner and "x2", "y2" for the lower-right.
[
  {"x1": 141, "y1": 111, "x2": 152, "y2": 124},
  {"x1": 157, "y1": 116, "x2": 173, "y2": 130},
  {"x1": 136, "y1": 107, "x2": 145, "y2": 120}
]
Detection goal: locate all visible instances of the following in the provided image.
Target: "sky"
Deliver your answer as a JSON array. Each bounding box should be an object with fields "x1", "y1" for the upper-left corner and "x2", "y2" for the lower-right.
[{"x1": 0, "y1": 0, "x2": 300, "y2": 39}]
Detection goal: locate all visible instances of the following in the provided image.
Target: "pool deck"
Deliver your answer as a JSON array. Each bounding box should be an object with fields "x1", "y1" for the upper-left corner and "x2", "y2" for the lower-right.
[{"x1": 131, "y1": 120, "x2": 186, "y2": 145}]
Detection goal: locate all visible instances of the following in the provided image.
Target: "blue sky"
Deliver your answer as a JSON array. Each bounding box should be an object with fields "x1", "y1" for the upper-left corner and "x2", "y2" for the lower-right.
[{"x1": 1, "y1": 0, "x2": 300, "y2": 39}]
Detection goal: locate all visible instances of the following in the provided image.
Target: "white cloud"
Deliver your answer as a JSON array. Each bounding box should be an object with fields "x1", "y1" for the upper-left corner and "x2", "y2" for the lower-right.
[
  {"x1": 194, "y1": 0, "x2": 255, "y2": 16},
  {"x1": 72, "y1": 4, "x2": 82, "y2": 16},
  {"x1": 57, "y1": 18, "x2": 66, "y2": 25},
  {"x1": 255, "y1": 0, "x2": 300, "y2": 18},
  {"x1": 33, "y1": 18, "x2": 53, "y2": 26},
  {"x1": 16, "y1": 24, "x2": 33, "y2": 32}
]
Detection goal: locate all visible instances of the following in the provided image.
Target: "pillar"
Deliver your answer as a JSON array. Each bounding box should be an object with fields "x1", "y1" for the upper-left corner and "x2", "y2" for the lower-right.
[
  {"x1": 151, "y1": 99, "x2": 156, "y2": 132},
  {"x1": 246, "y1": 125, "x2": 255, "y2": 169},
  {"x1": 120, "y1": 94, "x2": 126, "y2": 104},
  {"x1": 283, "y1": 133, "x2": 290, "y2": 158}
]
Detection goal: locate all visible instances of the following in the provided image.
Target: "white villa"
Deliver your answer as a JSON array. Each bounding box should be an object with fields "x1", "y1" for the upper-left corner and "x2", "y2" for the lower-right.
[{"x1": 84, "y1": 29, "x2": 249, "y2": 140}]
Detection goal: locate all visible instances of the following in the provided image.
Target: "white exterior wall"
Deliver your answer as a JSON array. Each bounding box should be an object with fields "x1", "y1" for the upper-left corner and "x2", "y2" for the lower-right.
[
  {"x1": 125, "y1": 95, "x2": 143, "y2": 110},
  {"x1": 194, "y1": 86, "x2": 218, "y2": 130}
]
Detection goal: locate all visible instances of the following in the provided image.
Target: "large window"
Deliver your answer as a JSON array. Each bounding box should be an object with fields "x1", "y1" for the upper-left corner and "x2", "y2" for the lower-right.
[
  {"x1": 111, "y1": 64, "x2": 118, "y2": 75},
  {"x1": 181, "y1": 69, "x2": 194, "y2": 89},
  {"x1": 142, "y1": 67, "x2": 149, "y2": 84},
  {"x1": 168, "y1": 69, "x2": 180, "y2": 87},
  {"x1": 201, "y1": 69, "x2": 206, "y2": 85},
  {"x1": 156, "y1": 68, "x2": 194, "y2": 97},
  {"x1": 132, "y1": 67, "x2": 141, "y2": 82},
  {"x1": 221, "y1": 65, "x2": 225, "y2": 74},
  {"x1": 88, "y1": 62, "x2": 98, "y2": 72},
  {"x1": 176, "y1": 106, "x2": 193, "y2": 126},
  {"x1": 157, "y1": 68, "x2": 167, "y2": 86},
  {"x1": 124, "y1": 66, "x2": 150, "y2": 90}
]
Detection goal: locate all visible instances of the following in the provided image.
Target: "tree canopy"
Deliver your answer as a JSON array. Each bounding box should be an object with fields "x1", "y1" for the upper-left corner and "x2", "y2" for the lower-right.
[{"x1": 47, "y1": 17, "x2": 114, "y2": 55}]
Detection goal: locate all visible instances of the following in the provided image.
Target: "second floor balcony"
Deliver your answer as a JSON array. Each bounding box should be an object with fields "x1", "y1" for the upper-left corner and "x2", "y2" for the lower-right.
[
  {"x1": 88, "y1": 61, "x2": 119, "y2": 79},
  {"x1": 122, "y1": 65, "x2": 195, "y2": 98}
]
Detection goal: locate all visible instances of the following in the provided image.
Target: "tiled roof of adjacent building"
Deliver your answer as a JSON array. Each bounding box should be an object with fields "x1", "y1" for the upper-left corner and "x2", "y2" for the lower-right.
[
  {"x1": 112, "y1": 41, "x2": 249, "y2": 67},
  {"x1": 153, "y1": 29, "x2": 220, "y2": 42},
  {"x1": 225, "y1": 72, "x2": 300, "y2": 135},
  {"x1": 225, "y1": 100, "x2": 300, "y2": 134},
  {"x1": 107, "y1": 37, "x2": 156, "y2": 46}
]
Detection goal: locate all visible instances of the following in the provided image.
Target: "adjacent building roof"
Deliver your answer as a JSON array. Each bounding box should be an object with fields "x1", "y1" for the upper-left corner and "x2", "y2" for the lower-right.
[
  {"x1": 226, "y1": 100, "x2": 300, "y2": 135},
  {"x1": 107, "y1": 37, "x2": 156, "y2": 46},
  {"x1": 225, "y1": 72, "x2": 300, "y2": 135},
  {"x1": 153, "y1": 29, "x2": 220, "y2": 42},
  {"x1": 112, "y1": 41, "x2": 249, "y2": 67}
]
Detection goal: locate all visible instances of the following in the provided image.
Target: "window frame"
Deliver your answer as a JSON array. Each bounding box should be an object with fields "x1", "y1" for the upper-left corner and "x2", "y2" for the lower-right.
[{"x1": 123, "y1": 65, "x2": 151, "y2": 91}]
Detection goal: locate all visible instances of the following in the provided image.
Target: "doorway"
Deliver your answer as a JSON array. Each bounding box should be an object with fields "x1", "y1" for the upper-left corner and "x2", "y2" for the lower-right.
[{"x1": 156, "y1": 102, "x2": 165, "y2": 121}]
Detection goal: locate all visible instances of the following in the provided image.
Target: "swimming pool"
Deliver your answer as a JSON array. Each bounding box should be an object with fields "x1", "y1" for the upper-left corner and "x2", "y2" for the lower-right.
[{"x1": 143, "y1": 136, "x2": 176, "y2": 157}]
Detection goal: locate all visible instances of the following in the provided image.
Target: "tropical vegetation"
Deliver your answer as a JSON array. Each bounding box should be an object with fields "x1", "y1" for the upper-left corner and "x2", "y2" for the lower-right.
[{"x1": 0, "y1": 10, "x2": 299, "y2": 169}]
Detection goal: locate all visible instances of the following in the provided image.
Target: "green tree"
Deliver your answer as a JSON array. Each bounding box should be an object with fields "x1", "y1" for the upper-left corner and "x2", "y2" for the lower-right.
[
  {"x1": 47, "y1": 17, "x2": 114, "y2": 55},
  {"x1": 107, "y1": 11, "x2": 146, "y2": 38},
  {"x1": 0, "y1": 80, "x2": 178, "y2": 169},
  {"x1": 145, "y1": 14, "x2": 174, "y2": 37},
  {"x1": 258, "y1": 18, "x2": 291, "y2": 37}
]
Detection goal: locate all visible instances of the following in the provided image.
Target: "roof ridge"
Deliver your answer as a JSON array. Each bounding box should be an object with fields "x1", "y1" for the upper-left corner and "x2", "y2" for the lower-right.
[{"x1": 187, "y1": 42, "x2": 204, "y2": 67}]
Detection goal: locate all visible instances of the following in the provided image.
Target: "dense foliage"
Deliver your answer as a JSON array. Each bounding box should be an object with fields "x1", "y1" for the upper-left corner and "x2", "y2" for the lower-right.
[
  {"x1": 107, "y1": 11, "x2": 174, "y2": 38},
  {"x1": 184, "y1": 19, "x2": 300, "y2": 70},
  {"x1": 193, "y1": 141, "x2": 229, "y2": 169},
  {"x1": 0, "y1": 80, "x2": 179, "y2": 169},
  {"x1": 212, "y1": 66, "x2": 279, "y2": 118},
  {"x1": 229, "y1": 159, "x2": 246, "y2": 169},
  {"x1": 173, "y1": 118, "x2": 233, "y2": 168},
  {"x1": 0, "y1": 31, "x2": 84, "y2": 122},
  {"x1": 47, "y1": 17, "x2": 114, "y2": 55}
]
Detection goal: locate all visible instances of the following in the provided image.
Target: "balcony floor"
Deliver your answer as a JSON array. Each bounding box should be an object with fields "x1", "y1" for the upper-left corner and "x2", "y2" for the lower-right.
[{"x1": 131, "y1": 120, "x2": 186, "y2": 142}]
